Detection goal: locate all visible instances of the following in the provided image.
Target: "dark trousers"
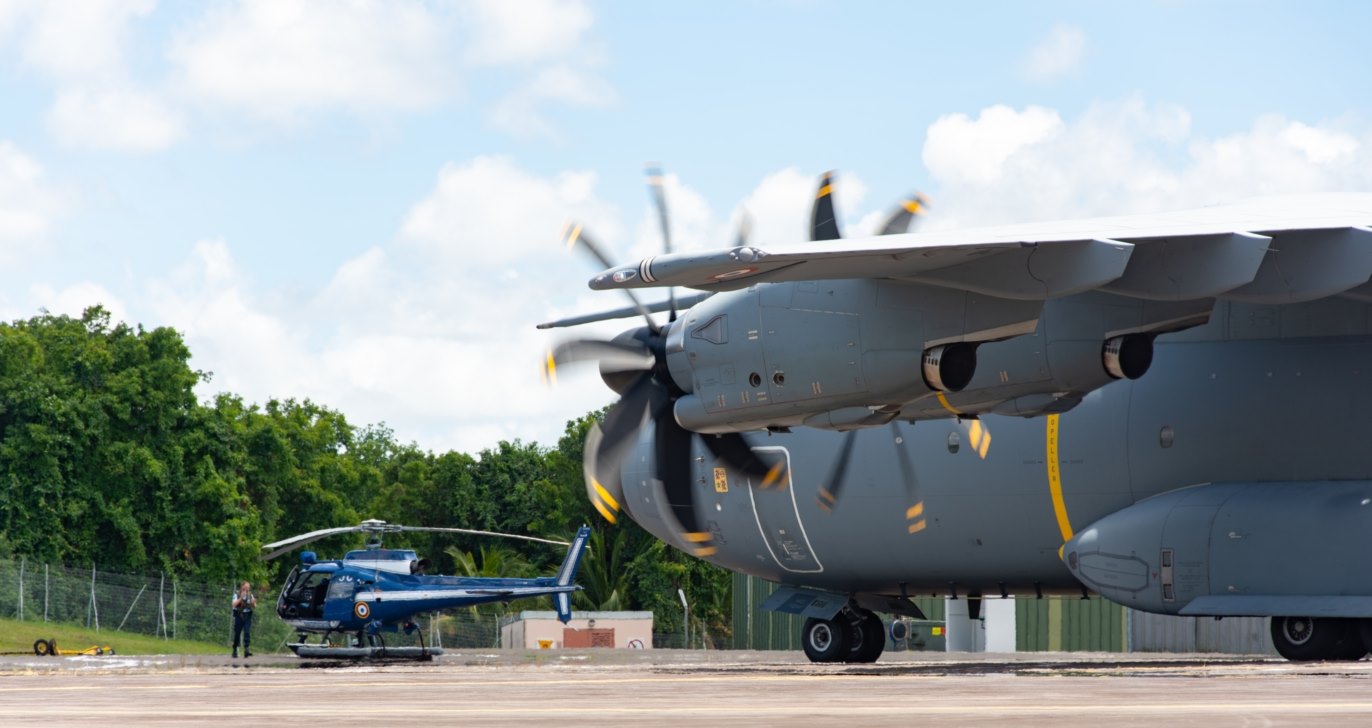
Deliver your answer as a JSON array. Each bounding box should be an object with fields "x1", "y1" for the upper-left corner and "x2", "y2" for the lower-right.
[{"x1": 232, "y1": 610, "x2": 253, "y2": 652}]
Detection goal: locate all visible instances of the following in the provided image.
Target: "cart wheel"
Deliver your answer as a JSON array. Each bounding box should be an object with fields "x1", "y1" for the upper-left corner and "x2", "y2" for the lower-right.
[
  {"x1": 95, "y1": 647, "x2": 104, "y2": 655},
  {"x1": 33, "y1": 639, "x2": 52, "y2": 656},
  {"x1": 108, "y1": 648, "x2": 116, "y2": 656}
]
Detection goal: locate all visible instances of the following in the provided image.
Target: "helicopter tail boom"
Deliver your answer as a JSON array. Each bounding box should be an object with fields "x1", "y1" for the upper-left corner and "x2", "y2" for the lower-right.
[{"x1": 554, "y1": 525, "x2": 592, "y2": 623}]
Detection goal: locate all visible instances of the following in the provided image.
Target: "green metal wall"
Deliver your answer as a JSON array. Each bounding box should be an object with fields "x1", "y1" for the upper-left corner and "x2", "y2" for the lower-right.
[
  {"x1": 732, "y1": 574, "x2": 1125, "y2": 652},
  {"x1": 1016, "y1": 596, "x2": 1126, "y2": 652}
]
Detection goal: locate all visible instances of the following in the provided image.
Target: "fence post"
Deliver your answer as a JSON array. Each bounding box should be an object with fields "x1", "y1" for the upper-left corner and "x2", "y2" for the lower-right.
[
  {"x1": 43, "y1": 563, "x2": 48, "y2": 622},
  {"x1": 117, "y1": 584, "x2": 147, "y2": 632},
  {"x1": 159, "y1": 573, "x2": 167, "y2": 639},
  {"x1": 172, "y1": 580, "x2": 178, "y2": 641},
  {"x1": 18, "y1": 557, "x2": 24, "y2": 621},
  {"x1": 90, "y1": 564, "x2": 100, "y2": 632}
]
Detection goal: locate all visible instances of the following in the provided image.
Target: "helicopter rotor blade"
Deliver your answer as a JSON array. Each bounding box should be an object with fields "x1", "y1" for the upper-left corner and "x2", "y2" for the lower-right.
[
  {"x1": 398, "y1": 526, "x2": 569, "y2": 548},
  {"x1": 260, "y1": 525, "x2": 370, "y2": 561}
]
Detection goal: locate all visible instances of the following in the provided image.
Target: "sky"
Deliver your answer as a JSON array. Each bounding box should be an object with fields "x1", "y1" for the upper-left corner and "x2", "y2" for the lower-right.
[{"x1": 1, "y1": 0, "x2": 1370, "y2": 455}]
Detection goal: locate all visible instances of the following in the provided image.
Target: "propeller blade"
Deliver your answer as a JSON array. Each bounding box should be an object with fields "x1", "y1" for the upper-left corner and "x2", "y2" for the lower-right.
[
  {"x1": 816, "y1": 430, "x2": 858, "y2": 512},
  {"x1": 544, "y1": 338, "x2": 654, "y2": 385},
  {"x1": 735, "y1": 210, "x2": 753, "y2": 247},
  {"x1": 702, "y1": 432, "x2": 787, "y2": 488},
  {"x1": 890, "y1": 421, "x2": 927, "y2": 534},
  {"x1": 652, "y1": 390, "x2": 716, "y2": 555},
  {"x1": 260, "y1": 525, "x2": 367, "y2": 560},
  {"x1": 810, "y1": 170, "x2": 841, "y2": 241},
  {"x1": 584, "y1": 373, "x2": 656, "y2": 523},
  {"x1": 878, "y1": 193, "x2": 929, "y2": 236},
  {"x1": 645, "y1": 164, "x2": 679, "y2": 321},
  {"x1": 561, "y1": 220, "x2": 660, "y2": 335},
  {"x1": 399, "y1": 526, "x2": 569, "y2": 548}
]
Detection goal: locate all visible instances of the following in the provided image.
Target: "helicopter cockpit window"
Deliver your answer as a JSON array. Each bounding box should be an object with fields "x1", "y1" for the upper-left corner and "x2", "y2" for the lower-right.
[{"x1": 326, "y1": 578, "x2": 358, "y2": 601}]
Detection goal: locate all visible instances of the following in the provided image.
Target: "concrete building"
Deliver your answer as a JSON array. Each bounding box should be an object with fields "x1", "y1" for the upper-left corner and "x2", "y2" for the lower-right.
[{"x1": 501, "y1": 610, "x2": 654, "y2": 649}]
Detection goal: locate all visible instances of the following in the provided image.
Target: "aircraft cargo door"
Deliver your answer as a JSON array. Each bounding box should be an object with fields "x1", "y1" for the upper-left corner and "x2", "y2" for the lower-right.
[{"x1": 744, "y1": 446, "x2": 824, "y2": 573}]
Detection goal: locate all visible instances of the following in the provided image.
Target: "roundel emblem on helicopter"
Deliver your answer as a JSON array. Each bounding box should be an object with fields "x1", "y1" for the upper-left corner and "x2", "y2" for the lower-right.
[{"x1": 353, "y1": 601, "x2": 370, "y2": 620}]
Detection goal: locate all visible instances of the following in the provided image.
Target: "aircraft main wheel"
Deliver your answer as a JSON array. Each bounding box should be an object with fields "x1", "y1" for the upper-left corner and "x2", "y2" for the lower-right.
[
  {"x1": 844, "y1": 610, "x2": 885, "y2": 663},
  {"x1": 802, "y1": 617, "x2": 850, "y2": 663},
  {"x1": 1270, "y1": 616, "x2": 1364, "y2": 661}
]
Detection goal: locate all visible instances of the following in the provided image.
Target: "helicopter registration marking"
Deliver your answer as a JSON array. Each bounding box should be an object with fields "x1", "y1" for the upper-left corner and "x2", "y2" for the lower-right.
[{"x1": 713, "y1": 468, "x2": 728, "y2": 493}]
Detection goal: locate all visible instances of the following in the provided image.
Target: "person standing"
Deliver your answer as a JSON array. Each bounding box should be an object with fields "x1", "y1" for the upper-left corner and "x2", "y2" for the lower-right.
[{"x1": 232, "y1": 581, "x2": 256, "y2": 658}]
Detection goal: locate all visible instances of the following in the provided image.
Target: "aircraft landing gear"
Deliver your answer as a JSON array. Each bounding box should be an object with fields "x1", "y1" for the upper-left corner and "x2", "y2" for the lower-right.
[
  {"x1": 1270, "y1": 616, "x2": 1367, "y2": 661},
  {"x1": 802, "y1": 617, "x2": 848, "y2": 662},
  {"x1": 802, "y1": 608, "x2": 885, "y2": 664}
]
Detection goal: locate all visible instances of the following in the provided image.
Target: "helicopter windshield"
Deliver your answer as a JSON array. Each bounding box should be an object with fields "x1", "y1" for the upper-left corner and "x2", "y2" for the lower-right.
[{"x1": 279, "y1": 568, "x2": 332, "y2": 620}]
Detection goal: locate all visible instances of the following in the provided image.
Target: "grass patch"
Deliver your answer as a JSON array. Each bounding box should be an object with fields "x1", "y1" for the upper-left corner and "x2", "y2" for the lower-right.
[{"x1": 0, "y1": 616, "x2": 227, "y2": 656}]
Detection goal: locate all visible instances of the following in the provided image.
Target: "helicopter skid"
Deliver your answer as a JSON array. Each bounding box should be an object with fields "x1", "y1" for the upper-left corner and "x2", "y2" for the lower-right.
[{"x1": 287, "y1": 643, "x2": 443, "y2": 660}]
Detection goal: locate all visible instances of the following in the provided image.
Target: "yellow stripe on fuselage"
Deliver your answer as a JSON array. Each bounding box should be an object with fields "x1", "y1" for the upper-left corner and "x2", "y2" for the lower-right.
[{"x1": 1045, "y1": 413, "x2": 1073, "y2": 544}]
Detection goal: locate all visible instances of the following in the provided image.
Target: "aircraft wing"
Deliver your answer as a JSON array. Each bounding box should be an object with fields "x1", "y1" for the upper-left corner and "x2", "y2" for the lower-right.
[{"x1": 587, "y1": 194, "x2": 1372, "y2": 304}]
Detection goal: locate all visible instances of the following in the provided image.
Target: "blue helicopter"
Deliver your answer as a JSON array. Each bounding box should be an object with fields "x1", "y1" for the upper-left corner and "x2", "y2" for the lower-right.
[{"x1": 261, "y1": 519, "x2": 590, "y2": 659}]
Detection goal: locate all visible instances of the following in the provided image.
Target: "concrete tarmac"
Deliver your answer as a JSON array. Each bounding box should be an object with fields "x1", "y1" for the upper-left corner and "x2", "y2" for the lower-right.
[{"x1": 3, "y1": 649, "x2": 1372, "y2": 726}]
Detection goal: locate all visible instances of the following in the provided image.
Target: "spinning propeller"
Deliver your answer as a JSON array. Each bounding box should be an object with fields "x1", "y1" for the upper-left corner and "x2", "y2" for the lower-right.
[
  {"x1": 548, "y1": 166, "x2": 784, "y2": 556},
  {"x1": 260, "y1": 519, "x2": 570, "y2": 561}
]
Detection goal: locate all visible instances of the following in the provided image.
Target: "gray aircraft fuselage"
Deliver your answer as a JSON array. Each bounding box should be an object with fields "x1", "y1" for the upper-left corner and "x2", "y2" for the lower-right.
[{"x1": 615, "y1": 288, "x2": 1372, "y2": 602}]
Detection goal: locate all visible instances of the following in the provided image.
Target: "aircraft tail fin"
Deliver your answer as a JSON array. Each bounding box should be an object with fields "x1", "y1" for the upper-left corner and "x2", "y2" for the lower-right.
[{"x1": 553, "y1": 524, "x2": 591, "y2": 623}]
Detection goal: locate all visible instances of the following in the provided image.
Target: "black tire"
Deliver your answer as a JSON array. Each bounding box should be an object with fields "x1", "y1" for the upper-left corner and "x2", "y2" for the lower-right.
[
  {"x1": 802, "y1": 617, "x2": 850, "y2": 663},
  {"x1": 846, "y1": 610, "x2": 885, "y2": 663},
  {"x1": 33, "y1": 639, "x2": 52, "y2": 656},
  {"x1": 1271, "y1": 616, "x2": 1364, "y2": 661}
]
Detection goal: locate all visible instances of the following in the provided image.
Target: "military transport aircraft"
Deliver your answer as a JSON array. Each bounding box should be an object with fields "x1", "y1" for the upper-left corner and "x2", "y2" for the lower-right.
[
  {"x1": 261, "y1": 520, "x2": 589, "y2": 659},
  {"x1": 542, "y1": 166, "x2": 1372, "y2": 663}
]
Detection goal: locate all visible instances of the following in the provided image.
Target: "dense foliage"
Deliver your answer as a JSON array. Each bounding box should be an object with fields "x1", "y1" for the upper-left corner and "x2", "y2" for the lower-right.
[{"x1": 0, "y1": 307, "x2": 732, "y2": 643}]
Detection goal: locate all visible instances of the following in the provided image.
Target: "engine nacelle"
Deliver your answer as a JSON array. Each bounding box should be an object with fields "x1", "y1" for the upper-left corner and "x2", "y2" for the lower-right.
[
  {"x1": 665, "y1": 279, "x2": 1039, "y2": 433},
  {"x1": 1102, "y1": 333, "x2": 1153, "y2": 380},
  {"x1": 921, "y1": 343, "x2": 977, "y2": 392},
  {"x1": 1063, "y1": 482, "x2": 1372, "y2": 617}
]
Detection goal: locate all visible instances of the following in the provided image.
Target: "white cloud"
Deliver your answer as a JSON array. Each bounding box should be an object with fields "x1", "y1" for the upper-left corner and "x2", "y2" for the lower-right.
[
  {"x1": 47, "y1": 86, "x2": 185, "y2": 150},
  {"x1": 0, "y1": 140, "x2": 59, "y2": 257},
  {"x1": 461, "y1": 0, "x2": 594, "y2": 66},
  {"x1": 168, "y1": 0, "x2": 458, "y2": 122},
  {"x1": 486, "y1": 65, "x2": 616, "y2": 139},
  {"x1": 920, "y1": 97, "x2": 1372, "y2": 229},
  {"x1": 924, "y1": 105, "x2": 1063, "y2": 186},
  {"x1": 6, "y1": 0, "x2": 154, "y2": 80},
  {"x1": 400, "y1": 155, "x2": 622, "y2": 266},
  {"x1": 1021, "y1": 23, "x2": 1085, "y2": 83},
  {"x1": 30, "y1": 280, "x2": 127, "y2": 322}
]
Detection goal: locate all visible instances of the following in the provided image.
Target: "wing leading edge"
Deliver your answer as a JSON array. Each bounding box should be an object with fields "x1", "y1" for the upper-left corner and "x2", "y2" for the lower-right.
[{"x1": 588, "y1": 194, "x2": 1372, "y2": 306}]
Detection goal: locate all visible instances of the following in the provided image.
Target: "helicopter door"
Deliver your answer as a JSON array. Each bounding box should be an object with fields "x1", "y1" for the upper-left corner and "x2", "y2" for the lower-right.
[{"x1": 322, "y1": 576, "x2": 362, "y2": 623}]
